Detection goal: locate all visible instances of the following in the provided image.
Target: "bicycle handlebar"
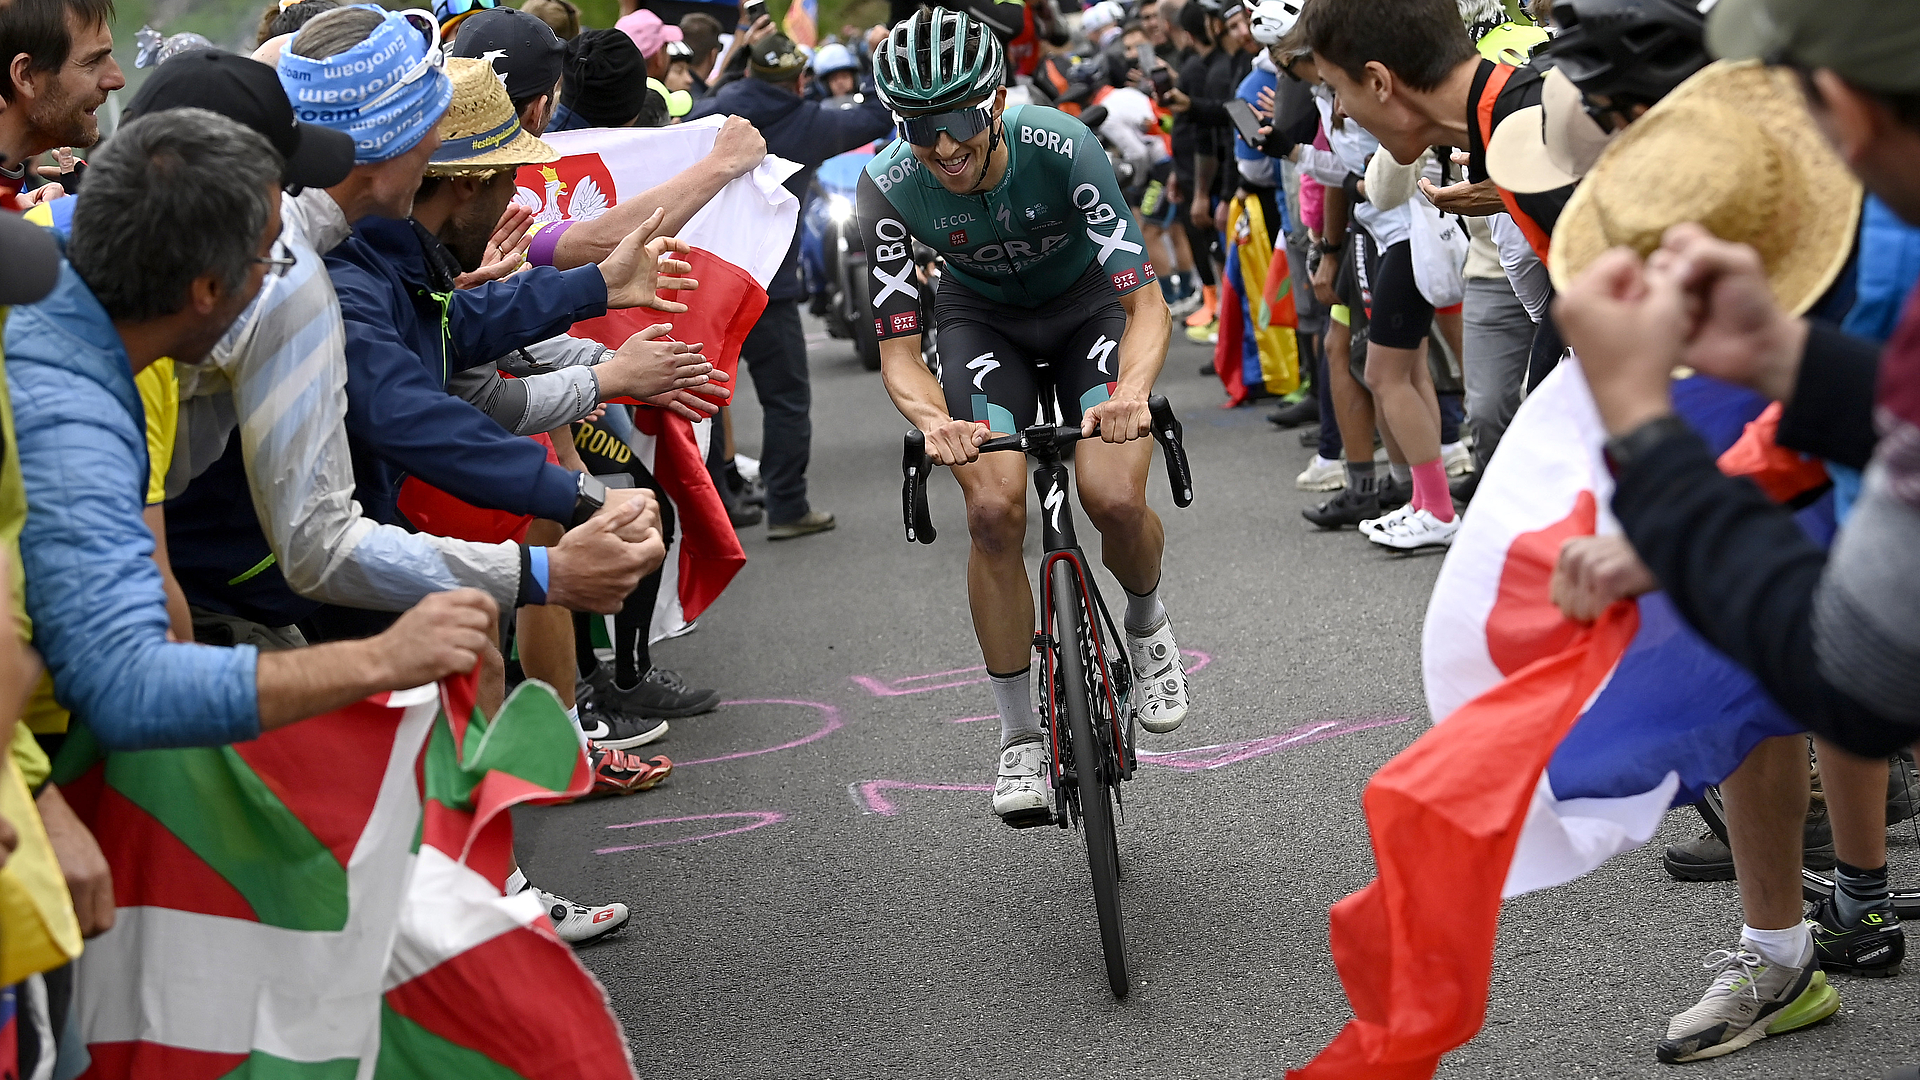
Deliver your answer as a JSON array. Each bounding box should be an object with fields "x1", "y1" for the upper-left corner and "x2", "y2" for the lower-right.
[{"x1": 902, "y1": 394, "x2": 1193, "y2": 545}]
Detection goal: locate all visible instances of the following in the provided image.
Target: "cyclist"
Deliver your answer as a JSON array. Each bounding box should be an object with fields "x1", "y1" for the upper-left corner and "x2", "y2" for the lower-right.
[{"x1": 859, "y1": 7, "x2": 1190, "y2": 827}]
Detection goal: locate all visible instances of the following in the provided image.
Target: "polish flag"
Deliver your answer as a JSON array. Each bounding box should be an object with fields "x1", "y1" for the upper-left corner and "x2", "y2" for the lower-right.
[{"x1": 1290, "y1": 362, "x2": 1813, "y2": 1079}]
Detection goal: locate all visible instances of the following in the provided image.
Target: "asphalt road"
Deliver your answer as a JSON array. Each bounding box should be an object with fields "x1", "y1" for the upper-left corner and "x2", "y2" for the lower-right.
[{"x1": 514, "y1": 318, "x2": 1920, "y2": 1080}]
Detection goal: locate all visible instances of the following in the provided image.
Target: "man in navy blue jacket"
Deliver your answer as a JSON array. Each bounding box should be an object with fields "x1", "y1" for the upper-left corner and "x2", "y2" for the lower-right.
[{"x1": 687, "y1": 33, "x2": 892, "y2": 539}]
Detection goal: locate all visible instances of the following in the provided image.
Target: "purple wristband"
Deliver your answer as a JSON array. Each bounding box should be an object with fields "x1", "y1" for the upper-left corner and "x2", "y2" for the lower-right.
[{"x1": 527, "y1": 219, "x2": 576, "y2": 268}]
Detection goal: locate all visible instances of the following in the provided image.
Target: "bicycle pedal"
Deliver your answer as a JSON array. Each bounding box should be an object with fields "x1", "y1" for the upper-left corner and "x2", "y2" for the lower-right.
[{"x1": 997, "y1": 808, "x2": 1056, "y2": 830}]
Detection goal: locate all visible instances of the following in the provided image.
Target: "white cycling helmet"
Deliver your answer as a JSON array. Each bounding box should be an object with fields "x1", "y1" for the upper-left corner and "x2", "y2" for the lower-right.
[
  {"x1": 812, "y1": 41, "x2": 859, "y2": 76},
  {"x1": 1249, "y1": 0, "x2": 1301, "y2": 44},
  {"x1": 1081, "y1": 0, "x2": 1125, "y2": 35}
]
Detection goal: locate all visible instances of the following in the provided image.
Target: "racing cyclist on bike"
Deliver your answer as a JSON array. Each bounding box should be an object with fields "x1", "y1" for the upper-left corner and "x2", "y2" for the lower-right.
[{"x1": 860, "y1": 7, "x2": 1191, "y2": 827}]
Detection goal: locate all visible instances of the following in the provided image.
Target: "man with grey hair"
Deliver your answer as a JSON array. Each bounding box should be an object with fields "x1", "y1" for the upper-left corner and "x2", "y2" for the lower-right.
[{"x1": 5, "y1": 108, "x2": 502, "y2": 758}]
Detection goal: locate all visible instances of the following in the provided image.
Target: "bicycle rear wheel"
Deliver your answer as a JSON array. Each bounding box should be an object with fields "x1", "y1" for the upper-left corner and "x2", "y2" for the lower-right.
[{"x1": 1052, "y1": 558, "x2": 1129, "y2": 998}]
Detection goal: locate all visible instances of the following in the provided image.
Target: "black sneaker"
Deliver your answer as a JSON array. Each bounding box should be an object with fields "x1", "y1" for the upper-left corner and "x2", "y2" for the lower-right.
[
  {"x1": 1304, "y1": 487, "x2": 1381, "y2": 529},
  {"x1": 1888, "y1": 750, "x2": 1917, "y2": 826},
  {"x1": 1266, "y1": 397, "x2": 1319, "y2": 428},
  {"x1": 575, "y1": 679, "x2": 669, "y2": 750},
  {"x1": 1809, "y1": 895, "x2": 1904, "y2": 977},
  {"x1": 1663, "y1": 806, "x2": 1836, "y2": 881},
  {"x1": 1450, "y1": 468, "x2": 1482, "y2": 507},
  {"x1": 589, "y1": 663, "x2": 720, "y2": 721}
]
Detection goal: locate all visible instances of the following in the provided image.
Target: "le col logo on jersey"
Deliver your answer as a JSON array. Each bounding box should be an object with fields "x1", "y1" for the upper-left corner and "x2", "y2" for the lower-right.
[
  {"x1": 1018, "y1": 125, "x2": 1075, "y2": 156},
  {"x1": 890, "y1": 311, "x2": 920, "y2": 334},
  {"x1": 872, "y1": 156, "x2": 921, "y2": 194}
]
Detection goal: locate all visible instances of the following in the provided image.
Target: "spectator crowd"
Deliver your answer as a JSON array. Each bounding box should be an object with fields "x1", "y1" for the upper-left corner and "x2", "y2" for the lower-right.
[{"x1": 0, "y1": 0, "x2": 1917, "y2": 1072}]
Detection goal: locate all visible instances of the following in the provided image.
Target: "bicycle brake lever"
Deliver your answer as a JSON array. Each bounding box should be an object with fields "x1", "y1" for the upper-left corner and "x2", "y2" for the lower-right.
[
  {"x1": 903, "y1": 429, "x2": 937, "y2": 544},
  {"x1": 1148, "y1": 395, "x2": 1193, "y2": 507}
]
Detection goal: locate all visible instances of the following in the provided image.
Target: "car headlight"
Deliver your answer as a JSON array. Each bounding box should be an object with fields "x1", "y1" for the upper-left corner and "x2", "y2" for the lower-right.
[{"x1": 827, "y1": 194, "x2": 854, "y2": 224}]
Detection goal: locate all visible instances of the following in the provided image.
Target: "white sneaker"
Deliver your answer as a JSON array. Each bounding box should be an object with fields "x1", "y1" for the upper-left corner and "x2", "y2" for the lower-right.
[
  {"x1": 992, "y1": 737, "x2": 1051, "y2": 826},
  {"x1": 1294, "y1": 455, "x2": 1345, "y2": 492},
  {"x1": 1367, "y1": 507, "x2": 1461, "y2": 550},
  {"x1": 1167, "y1": 290, "x2": 1204, "y2": 319},
  {"x1": 1358, "y1": 501, "x2": 1415, "y2": 536},
  {"x1": 530, "y1": 886, "x2": 628, "y2": 945},
  {"x1": 1443, "y1": 441, "x2": 1473, "y2": 477},
  {"x1": 1126, "y1": 615, "x2": 1190, "y2": 734}
]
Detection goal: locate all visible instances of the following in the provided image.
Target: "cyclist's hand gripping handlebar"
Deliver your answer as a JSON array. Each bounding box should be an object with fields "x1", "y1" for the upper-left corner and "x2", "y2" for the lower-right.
[{"x1": 1148, "y1": 394, "x2": 1193, "y2": 508}]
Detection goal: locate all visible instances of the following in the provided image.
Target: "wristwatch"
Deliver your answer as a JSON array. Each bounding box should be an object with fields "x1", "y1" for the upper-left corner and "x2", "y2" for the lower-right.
[
  {"x1": 1602, "y1": 414, "x2": 1690, "y2": 476},
  {"x1": 1315, "y1": 237, "x2": 1344, "y2": 255},
  {"x1": 570, "y1": 472, "x2": 608, "y2": 528}
]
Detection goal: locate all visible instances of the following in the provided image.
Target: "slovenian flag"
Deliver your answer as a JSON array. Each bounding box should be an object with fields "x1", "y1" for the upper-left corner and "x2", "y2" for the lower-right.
[
  {"x1": 1290, "y1": 361, "x2": 1810, "y2": 1079},
  {"x1": 51, "y1": 674, "x2": 635, "y2": 1079}
]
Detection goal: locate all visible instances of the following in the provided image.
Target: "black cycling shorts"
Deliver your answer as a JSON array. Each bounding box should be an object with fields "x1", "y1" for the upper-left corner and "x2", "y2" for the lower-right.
[
  {"x1": 1362, "y1": 239, "x2": 1433, "y2": 350},
  {"x1": 934, "y1": 267, "x2": 1130, "y2": 434}
]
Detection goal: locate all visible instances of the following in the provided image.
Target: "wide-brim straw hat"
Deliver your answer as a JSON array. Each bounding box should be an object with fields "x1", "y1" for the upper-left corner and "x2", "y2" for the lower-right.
[
  {"x1": 1487, "y1": 66, "x2": 1614, "y2": 195},
  {"x1": 425, "y1": 57, "x2": 560, "y2": 176},
  {"x1": 1550, "y1": 59, "x2": 1860, "y2": 317}
]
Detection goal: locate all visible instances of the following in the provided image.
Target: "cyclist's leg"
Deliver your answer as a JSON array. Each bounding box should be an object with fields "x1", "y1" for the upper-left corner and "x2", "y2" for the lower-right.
[{"x1": 1054, "y1": 290, "x2": 1188, "y2": 731}]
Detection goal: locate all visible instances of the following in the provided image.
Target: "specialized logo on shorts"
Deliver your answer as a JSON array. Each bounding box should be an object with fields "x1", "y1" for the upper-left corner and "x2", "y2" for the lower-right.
[
  {"x1": 949, "y1": 229, "x2": 968, "y2": 246},
  {"x1": 1018, "y1": 125, "x2": 1075, "y2": 156},
  {"x1": 1087, "y1": 335, "x2": 1118, "y2": 376},
  {"x1": 891, "y1": 311, "x2": 920, "y2": 334},
  {"x1": 1111, "y1": 270, "x2": 1138, "y2": 291},
  {"x1": 967, "y1": 351, "x2": 999, "y2": 390}
]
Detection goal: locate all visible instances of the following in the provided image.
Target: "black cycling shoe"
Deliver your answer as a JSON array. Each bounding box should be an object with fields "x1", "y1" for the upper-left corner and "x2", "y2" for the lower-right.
[
  {"x1": 1809, "y1": 895, "x2": 1905, "y2": 977},
  {"x1": 1888, "y1": 750, "x2": 1918, "y2": 825},
  {"x1": 1304, "y1": 487, "x2": 1380, "y2": 529},
  {"x1": 589, "y1": 663, "x2": 721, "y2": 721},
  {"x1": 1376, "y1": 477, "x2": 1411, "y2": 513},
  {"x1": 1267, "y1": 397, "x2": 1319, "y2": 428}
]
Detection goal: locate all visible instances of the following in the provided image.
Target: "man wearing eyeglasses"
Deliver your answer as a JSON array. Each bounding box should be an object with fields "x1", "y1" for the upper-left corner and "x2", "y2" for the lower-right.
[{"x1": 859, "y1": 8, "x2": 1188, "y2": 826}]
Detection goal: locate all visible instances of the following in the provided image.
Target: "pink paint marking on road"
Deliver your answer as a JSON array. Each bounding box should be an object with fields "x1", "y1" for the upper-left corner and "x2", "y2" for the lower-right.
[
  {"x1": 948, "y1": 714, "x2": 996, "y2": 724},
  {"x1": 849, "y1": 780, "x2": 994, "y2": 816},
  {"x1": 594, "y1": 811, "x2": 787, "y2": 854},
  {"x1": 672, "y1": 699, "x2": 843, "y2": 767},
  {"x1": 1138, "y1": 715, "x2": 1412, "y2": 771},
  {"x1": 859, "y1": 649, "x2": 1214, "y2": 699}
]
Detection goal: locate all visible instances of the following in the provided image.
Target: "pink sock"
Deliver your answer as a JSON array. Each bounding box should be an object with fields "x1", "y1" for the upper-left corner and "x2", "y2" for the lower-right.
[{"x1": 1411, "y1": 459, "x2": 1454, "y2": 522}]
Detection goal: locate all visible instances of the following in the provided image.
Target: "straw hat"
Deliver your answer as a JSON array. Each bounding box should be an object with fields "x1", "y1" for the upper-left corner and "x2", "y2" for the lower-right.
[
  {"x1": 425, "y1": 57, "x2": 560, "y2": 176},
  {"x1": 1549, "y1": 59, "x2": 1860, "y2": 316}
]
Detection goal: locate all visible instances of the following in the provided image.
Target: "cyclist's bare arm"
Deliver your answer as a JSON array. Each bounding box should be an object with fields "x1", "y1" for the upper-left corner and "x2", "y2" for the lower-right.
[
  {"x1": 879, "y1": 335, "x2": 988, "y2": 466},
  {"x1": 1080, "y1": 283, "x2": 1174, "y2": 442}
]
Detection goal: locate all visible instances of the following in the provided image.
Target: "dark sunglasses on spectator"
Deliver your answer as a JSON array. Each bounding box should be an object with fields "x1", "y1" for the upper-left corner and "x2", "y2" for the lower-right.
[{"x1": 896, "y1": 105, "x2": 993, "y2": 147}]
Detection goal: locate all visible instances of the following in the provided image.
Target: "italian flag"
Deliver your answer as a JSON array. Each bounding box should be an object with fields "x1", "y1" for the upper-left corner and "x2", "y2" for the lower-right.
[{"x1": 51, "y1": 674, "x2": 635, "y2": 1079}]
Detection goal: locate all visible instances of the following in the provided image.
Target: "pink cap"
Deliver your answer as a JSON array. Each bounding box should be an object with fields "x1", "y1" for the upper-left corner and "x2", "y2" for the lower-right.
[{"x1": 615, "y1": 9, "x2": 683, "y2": 57}]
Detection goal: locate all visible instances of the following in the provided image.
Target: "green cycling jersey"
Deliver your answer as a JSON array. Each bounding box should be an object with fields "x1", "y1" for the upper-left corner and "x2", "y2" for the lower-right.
[{"x1": 855, "y1": 103, "x2": 1154, "y2": 340}]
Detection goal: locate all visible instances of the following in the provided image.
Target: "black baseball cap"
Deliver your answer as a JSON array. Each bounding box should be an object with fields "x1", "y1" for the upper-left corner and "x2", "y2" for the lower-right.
[
  {"x1": 126, "y1": 49, "x2": 355, "y2": 190},
  {"x1": 451, "y1": 8, "x2": 567, "y2": 105}
]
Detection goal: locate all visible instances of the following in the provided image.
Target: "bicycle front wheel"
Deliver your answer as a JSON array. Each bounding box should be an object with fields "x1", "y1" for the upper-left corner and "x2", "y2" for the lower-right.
[{"x1": 1052, "y1": 557, "x2": 1128, "y2": 998}]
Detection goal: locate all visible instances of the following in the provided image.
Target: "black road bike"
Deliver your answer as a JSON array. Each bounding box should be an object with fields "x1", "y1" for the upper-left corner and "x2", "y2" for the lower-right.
[{"x1": 902, "y1": 395, "x2": 1194, "y2": 998}]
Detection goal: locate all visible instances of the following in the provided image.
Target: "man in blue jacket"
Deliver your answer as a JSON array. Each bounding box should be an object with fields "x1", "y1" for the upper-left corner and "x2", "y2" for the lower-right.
[
  {"x1": 687, "y1": 34, "x2": 893, "y2": 539},
  {"x1": 6, "y1": 109, "x2": 501, "y2": 753}
]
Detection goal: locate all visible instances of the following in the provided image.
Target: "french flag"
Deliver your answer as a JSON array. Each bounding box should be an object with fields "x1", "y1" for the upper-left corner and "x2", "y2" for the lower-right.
[{"x1": 1290, "y1": 361, "x2": 1811, "y2": 1079}]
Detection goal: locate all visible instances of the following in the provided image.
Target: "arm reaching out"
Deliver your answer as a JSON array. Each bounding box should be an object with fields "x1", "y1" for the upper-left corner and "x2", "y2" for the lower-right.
[{"x1": 548, "y1": 117, "x2": 767, "y2": 271}]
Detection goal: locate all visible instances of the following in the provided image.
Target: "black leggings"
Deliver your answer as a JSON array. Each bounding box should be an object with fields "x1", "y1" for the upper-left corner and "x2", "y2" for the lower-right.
[{"x1": 572, "y1": 408, "x2": 676, "y2": 686}]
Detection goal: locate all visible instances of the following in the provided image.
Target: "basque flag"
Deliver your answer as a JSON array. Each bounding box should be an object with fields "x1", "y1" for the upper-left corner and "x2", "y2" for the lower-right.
[{"x1": 1291, "y1": 361, "x2": 1808, "y2": 1079}]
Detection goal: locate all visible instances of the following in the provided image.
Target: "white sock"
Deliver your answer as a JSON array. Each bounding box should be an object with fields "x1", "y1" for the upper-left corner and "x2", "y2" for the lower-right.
[
  {"x1": 1124, "y1": 584, "x2": 1166, "y2": 634},
  {"x1": 1741, "y1": 923, "x2": 1811, "y2": 968},
  {"x1": 566, "y1": 705, "x2": 588, "y2": 751},
  {"x1": 1389, "y1": 462, "x2": 1412, "y2": 484},
  {"x1": 505, "y1": 868, "x2": 529, "y2": 896},
  {"x1": 990, "y1": 668, "x2": 1042, "y2": 747}
]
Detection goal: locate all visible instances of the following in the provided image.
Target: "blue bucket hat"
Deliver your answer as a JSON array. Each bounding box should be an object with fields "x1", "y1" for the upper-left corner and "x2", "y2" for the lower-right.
[{"x1": 278, "y1": 6, "x2": 455, "y2": 165}]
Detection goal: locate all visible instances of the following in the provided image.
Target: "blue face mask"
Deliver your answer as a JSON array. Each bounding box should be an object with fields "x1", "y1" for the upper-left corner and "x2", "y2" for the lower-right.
[{"x1": 278, "y1": 6, "x2": 455, "y2": 165}]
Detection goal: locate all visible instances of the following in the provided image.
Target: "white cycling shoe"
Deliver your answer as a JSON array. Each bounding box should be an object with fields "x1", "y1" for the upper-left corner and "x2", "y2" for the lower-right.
[
  {"x1": 1127, "y1": 615, "x2": 1190, "y2": 734},
  {"x1": 1367, "y1": 507, "x2": 1461, "y2": 550},
  {"x1": 1358, "y1": 501, "x2": 1413, "y2": 536},
  {"x1": 993, "y1": 737, "x2": 1052, "y2": 828}
]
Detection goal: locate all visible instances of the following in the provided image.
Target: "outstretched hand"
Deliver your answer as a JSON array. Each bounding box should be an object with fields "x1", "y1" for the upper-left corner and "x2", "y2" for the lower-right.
[
  {"x1": 597, "y1": 323, "x2": 725, "y2": 401},
  {"x1": 602, "y1": 206, "x2": 698, "y2": 312},
  {"x1": 454, "y1": 202, "x2": 534, "y2": 289}
]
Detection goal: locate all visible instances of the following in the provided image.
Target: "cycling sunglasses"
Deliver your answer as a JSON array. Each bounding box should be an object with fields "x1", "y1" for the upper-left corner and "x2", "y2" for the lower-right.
[{"x1": 895, "y1": 105, "x2": 995, "y2": 148}]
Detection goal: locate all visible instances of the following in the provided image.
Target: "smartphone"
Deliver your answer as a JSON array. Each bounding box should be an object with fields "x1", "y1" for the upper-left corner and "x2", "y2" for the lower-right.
[
  {"x1": 1224, "y1": 97, "x2": 1265, "y2": 149},
  {"x1": 743, "y1": 0, "x2": 767, "y2": 24},
  {"x1": 1138, "y1": 44, "x2": 1172, "y2": 104}
]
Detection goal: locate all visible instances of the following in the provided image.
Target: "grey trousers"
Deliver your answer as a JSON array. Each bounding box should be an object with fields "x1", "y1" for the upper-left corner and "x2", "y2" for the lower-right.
[{"x1": 1461, "y1": 276, "x2": 1536, "y2": 473}]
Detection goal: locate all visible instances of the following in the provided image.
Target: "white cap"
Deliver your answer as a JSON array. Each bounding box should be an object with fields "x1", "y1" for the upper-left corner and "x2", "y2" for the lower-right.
[{"x1": 1249, "y1": 0, "x2": 1301, "y2": 44}]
